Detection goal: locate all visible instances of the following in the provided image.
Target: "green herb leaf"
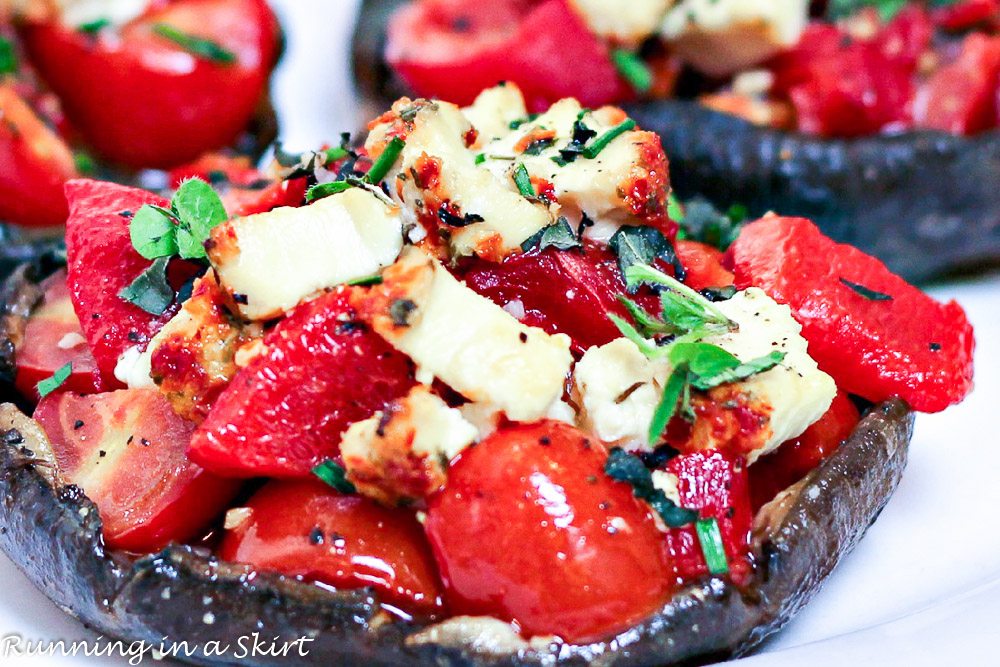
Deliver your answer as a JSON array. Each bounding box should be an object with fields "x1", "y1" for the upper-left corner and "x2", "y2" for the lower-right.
[
  {"x1": 513, "y1": 163, "x2": 535, "y2": 198},
  {"x1": 365, "y1": 136, "x2": 406, "y2": 184},
  {"x1": 626, "y1": 264, "x2": 735, "y2": 330},
  {"x1": 648, "y1": 366, "x2": 688, "y2": 444},
  {"x1": 612, "y1": 49, "x2": 653, "y2": 94},
  {"x1": 583, "y1": 119, "x2": 636, "y2": 159},
  {"x1": 520, "y1": 217, "x2": 582, "y2": 252},
  {"x1": 617, "y1": 296, "x2": 676, "y2": 337},
  {"x1": 691, "y1": 350, "x2": 786, "y2": 390},
  {"x1": 129, "y1": 205, "x2": 178, "y2": 260},
  {"x1": 36, "y1": 362, "x2": 72, "y2": 398},
  {"x1": 0, "y1": 36, "x2": 17, "y2": 76},
  {"x1": 306, "y1": 180, "x2": 354, "y2": 202},
  {"x1": 667, "y1": 193, "x2": 684, "y2": 223},
  {"x1": 312, "y1": 460, "x2": 357, "y2": 494},
  {"x1": 839, "y1": 278, "x2": 893, "y2": 301},
  {"x1": 73, "y1": 150, "x2": 97, "y2": 176},
  {"x1": 609, "y1": 314, "x2": 663, "y2": 358},
  {"x1": 171, "y1": 178, "x2": 228, "y2": 260},
  {"x1": 78, "y1": 18, "x2": 111, "y2": 34},
  {"x1": 475, "y1": 153, "x2": 487, "y2": 165},
  {"x1": 509, "y1": 113, "x2": 540, "y2": 130},
  {"x1": 152, "y1": 24, "x2": 236, "y2": 64},
  {"x1": 827, "y1": 0, "x2": 908, "y2": 21},
  {"x1": 346, "y1": 274, "x2": 384, "y2": 286},
  {"x1": 118, "y1": 257, "x2": 174, "y2": 315},
  {"x1": 679, "y1": 198, "x2": 746, "y2": 251},
  {"x1": 696, "y1": 517, "x2": 730, "y2": 575},
  {"x1": 605, "y1": 448, "x2": 698, "y2": 527},
  {"x1": 609, "y1": 225, "x2": 681, "y2": 292}
]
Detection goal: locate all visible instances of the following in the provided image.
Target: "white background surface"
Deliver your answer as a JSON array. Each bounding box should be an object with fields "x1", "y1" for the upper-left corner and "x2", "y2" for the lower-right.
[{"x1": 2, "y1": 1, "x2": 999, "y2": 664}]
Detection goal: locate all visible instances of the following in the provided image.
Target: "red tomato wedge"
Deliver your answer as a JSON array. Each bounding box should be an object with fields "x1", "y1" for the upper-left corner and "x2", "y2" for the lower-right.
[
  {"x1": 665, "y1": 451, "x2": 753, "y2": 586},
  {"x1": 387, "y1": 0, "x2": 628, "y2": 111},
  {"x1": 932, "y1": 0, "x2": 1000, "y2": 31},
  {"x1": 33, "y1": 388, "x2": 240, "y2": 552},
  {"x1": 14, "y1": 269, "x2": 104, "y2": 400},
  {"x1": 0, "y1": 84, "x2": 77, "y2": 227},
  {"x1": 426, "y1": 421, "x2": 674, "y2": 643},
  {"x1": 730, "y1": 216, "x2": 975, "y2": 412},
  {"x1": 749, "y1": 391, "x2": 860, "y2": 510},
  {"x1": 219, "y1": 480, "x2": 445, "y2": 616},
  {"x1": 913, "y1": 33, "x2": 1000, "y2": 135},
  {"x1": 168, "y1": 153, "x2": 308, "y2": 217},
  {"x1": 189, "y1": 288, "x2": 417, "y2": 478},
  {"x1": 64, "y1": 179, "x2": 190, "y2": 386},
  {"x1": 20, "y1": 0, "x2": 281, "y2": 168},
  {"x1": 676, "y1": 240, "x2": 735, "y2": 292}
]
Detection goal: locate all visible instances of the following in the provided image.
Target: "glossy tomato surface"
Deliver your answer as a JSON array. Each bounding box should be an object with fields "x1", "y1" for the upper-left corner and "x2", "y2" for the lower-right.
[
  {"x1": 21, "y1": 0, "x2": 281, "y2": 168},
  {"x1": 913, "y1": 33, "x2": 1000, "y2": 135},
  {"x1": 220, "y1": 479, "x2": 445, "y2": 616},
  {"x1": 425, "y1": 421, "x2": 674, "y2": 643},
  {"x1": 34, "y1": 388, "x2": 239, "y2": 552},
  {"x1": 676, "y1": 240, "x2": 735, "y2": 292},
  {"x1": 189, "y1": 287, "x2": 417, "y2": 478}
]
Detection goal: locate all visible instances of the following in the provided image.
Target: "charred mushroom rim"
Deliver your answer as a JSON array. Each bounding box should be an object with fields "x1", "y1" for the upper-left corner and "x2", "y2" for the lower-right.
[
  {"x1": 351, "y1": 0, "x2": 1000, "y2": 282},
  {"x1": 0, "y1": 257, "x2": 914, "y2": 666}
]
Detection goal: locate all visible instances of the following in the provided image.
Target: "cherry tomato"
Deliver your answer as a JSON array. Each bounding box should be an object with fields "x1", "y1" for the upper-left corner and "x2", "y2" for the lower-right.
[
  {"x1": 219, "y1": 479, "x2": 445, "y2": 616},
  {"x1": 168, "y1": 152, "x2": 308, "y2": 216},
  {"x1": 387, "y1": 0, "x2": 628, "y2": 111},
  {"x1": 676, "y1": 240, "x2": 734, "y2": 292},
  {"x1": 0, "y1": 84, "x2": 76, "y2": 227},
  {"x1": 21, "y1": 0, "x2": 281, "y2": 168},
  {"x1": 913, "y1": 33, "x2": 1000, "y2": 135},
  {"x1": 425, "y1": 421, "x2": 674, "y2": 643},
  {"x1": 34, "y1": 388, "x2": 240, "y2": 552},
  {"x1": 189, "y1": 287, "x2": 417, "y2": 478},
  {"x1": 931, "y1": 0, "x2": 1000, "y2": 31},
  {"x1": 730, "y1": 215, "x2": 975, "y2": 412},
  {"x1": 14, "y1": 269, "x2": 104, "y2": 400},
  {"x1": 749, "y1": 391, "x2": 860, "y2": 510}
]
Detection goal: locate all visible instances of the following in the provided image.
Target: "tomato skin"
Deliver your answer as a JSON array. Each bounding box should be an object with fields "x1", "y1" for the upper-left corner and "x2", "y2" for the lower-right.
[
  {"x1": 189, "y1": 288, "x2": 417, "y2": 478},
  {"x1": 64, "y1": 179, "x2": 192, "y2": 386},
  {"x1": 0, "y1": 84, "x2": 76, "y2": 227},
  {"x1": 21, "y1": 0, "x2": 281, "y2": 168},
  {"x1": 749, "y1": 391, "x2": 860, "y2": 510},
  {"x1": 665, "y1": 451, "x2": 753, "y2": 586},
  {"x1": 730, "y1": 216, "x2": 975, "y2": 413},
  {"x1": 425, "y1": 421, "x2": 674, "y2": 643},
  {"x1": 219, "y1": 480, "x2": 445, "y2": 616},
  {"x1": 913, "y1": 33, "x2": 1000, "y2": 135},
  {"x1": 458, "y1": 243, "x2": 659, "y2": 355},
  {"x1": 33, "y1": 388, "x2": 240, "y2": 552},
  {"x1": 387, "y1": 0, "x2": 628, "y2": 110},
  {"x1": 676, "y1": 240, "x2": 734, "y2": 292},
  {"x1": 168, "y1": 153, "x2": 308, "y2": 216},
  {"x1": 14, "y1": 270, "x2": 105, "y2": 400},
  {"x1": 931, "y1": 0, "x2": 1000, "y2": 31}
]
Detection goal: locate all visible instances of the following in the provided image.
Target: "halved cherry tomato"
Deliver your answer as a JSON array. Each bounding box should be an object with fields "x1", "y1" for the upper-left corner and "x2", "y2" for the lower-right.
[
  {"x1": 730, "y1": 216, "x2": 975, "y2": 412},
  {"x1": 458, "y1": 242, "x2": 660, "y2": 355},
  {"x1": 14, "y1": 269, "x2": 104, "y2": 400},
  {"x1": 749, "y1": 391, "x2": 860, "y2": 510},
  {"x1": 189, "y1": 287, "x2": 417, "y2": 478},
  {"x1": 168, "y1": 152, "x2": 308, "y2": 217},
  {"x1": 64, "y1": 179, "x2": 197, "y2": 386},
  {"x1": 34, "y1": 388, "x2": 240, "y2": 552},
  {"x1": 931, "y1": 0, "x2": 1000, "y2": 31},
  {"x1": 676, "y1": 240, "x2": 735, "y2": 292},
  {"x1": 425, "y1": 421, "x2": 674, "y2": 643},
  {"x1": 21, "y1": 0, "x2": 281, "y2": 168},
  {"x1": 664, "y1": 450, "x2": 753, "y2": 586},
  {"x1": 387, "y1": 0, "x2": 628, "y2": 111},
  {"x1": 0, "y1": 84, "x2": 76, "y2": 227},
  {"x1": 219, "y1": 479, "x2": 445, "y2": 616},
  {"x1": 913, "y1": 33, "x2": 1000, "y2": 135}
]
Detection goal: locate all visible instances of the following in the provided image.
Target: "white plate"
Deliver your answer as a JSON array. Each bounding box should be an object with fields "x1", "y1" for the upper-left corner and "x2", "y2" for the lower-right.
[{"x1": 2, "y1": 1, "x2": 999, "y2": 663}]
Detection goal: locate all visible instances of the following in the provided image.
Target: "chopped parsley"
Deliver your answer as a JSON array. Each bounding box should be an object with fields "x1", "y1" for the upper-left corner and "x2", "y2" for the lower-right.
[
  {"x1": 553, "y1": 114, "x2": 598, "y2": 166},
  {"x1": 612, "y1": 49, "x2": 653, "y2": 94},
  {"x1": 152, "y1": 24, "x2": 236, "y2": 64},
  {"x1": 839, "y1": 278, "x2": 893, "y2": 301},
  {"x1": 605, "y1": 448, "x2": 698, "y2": 527},
  {"x1": 36, "y1": 363, "x2": 72, "y2": 398},
  {"x1": 312, "y1": 460, "x2": 356, "y2": 494}
]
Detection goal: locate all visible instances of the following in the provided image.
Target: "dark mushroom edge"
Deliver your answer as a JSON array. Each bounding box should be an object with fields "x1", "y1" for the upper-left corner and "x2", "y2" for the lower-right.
[
  {"x1": 351, "y1": 0, "x2": 1000, "y2": 283},
  {"x1": 0, "y1": 259, "x2": 914, "y2": 665}
]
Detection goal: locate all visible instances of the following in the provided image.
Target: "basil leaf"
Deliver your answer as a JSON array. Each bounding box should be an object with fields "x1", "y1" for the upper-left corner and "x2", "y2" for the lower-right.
[
  {"x1": 36, "y1": 362, "x2": 72, "y2": 398},
  {"x1": 617, "y1": 296, "x2": 676, "y2": 337},
  {"x1": 129, "y1": 205, "x2": 178, "y2": 260},
  {"x1": 691, "y1": 351, "x2": 786, "y2": 390},
  {"x1": 648, "y1": 366, "x2": 688, "y2": 444},
  {"x1": 312, "y1": 460, "x2": 356, "y2": 494},
  {"x1": 839, "y1": 278, "x2": 893, "y2": 301},
  {"x1": 626, "y1": 263, "x2": 735, "y2": 330},
  {"x1": 152, "y1": 24, "x2": 236, "y2": 64},
  {"x1": 0, "y1": 36, "x2": 17, "y2": 75},
  {"x1": 609, "y1": 225, "x2": 682, "y2": 290},
  {"x1": 118, "y1": 257, "x2": 174, "y2": 315},
  {"x1": 604, "y1": 448, "x2": 698, "y2": 527},
  {"x1": 669, "y1": 342, "x2": 741, "y2": 377},
  {"x1": 520, "y1": 217, "x2": 581, "y2": 252}
]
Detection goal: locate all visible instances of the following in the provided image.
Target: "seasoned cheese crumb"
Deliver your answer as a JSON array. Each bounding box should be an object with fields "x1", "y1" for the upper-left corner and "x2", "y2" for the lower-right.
[
  {"x1": 570, "y1": 0, "x2": 673, "y2": 46},
  {"x1": 355, "y1": 247, "x2": 573, "y2": 422},
  {"x1": 462, "y1": 84, "x2": 529, "y2": 144}
]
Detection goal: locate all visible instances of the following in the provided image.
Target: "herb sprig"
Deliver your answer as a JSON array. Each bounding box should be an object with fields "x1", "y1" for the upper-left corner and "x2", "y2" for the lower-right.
[
  {"x1": 152, "y1": 24, "x2": 236, "y2": 64},
  {"x1": 605, "y1": 448, "x2": 698, "y2": 527}
]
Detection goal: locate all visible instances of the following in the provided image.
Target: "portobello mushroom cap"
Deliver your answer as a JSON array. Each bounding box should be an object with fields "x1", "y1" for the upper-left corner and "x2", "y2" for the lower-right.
[
  {"x1": 0, "y1": 260, "x2": 915, "y2": 665},
  {"x1": 352, "y1": 0, "x2": 1000, "y2": 283}
]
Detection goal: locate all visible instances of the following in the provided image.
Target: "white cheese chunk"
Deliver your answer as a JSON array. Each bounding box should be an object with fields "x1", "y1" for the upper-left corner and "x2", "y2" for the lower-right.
[
  {"x1": 573, "y1": 288, "x2": 835, "y2": 462},
  {"x1": 114, "y1": 344, "x2": 155, "y2": 389},
  {"x1": 360, "y1": 247, "x2": 573, "y2": 422},
  {"x1": 462, "y1": 84, "x2": 528, "y2": 144},
  {"x1": 208, "y1": 188, "x2": 403, "y2": 320},
  {"x1": 56, "y1": 0, "x2": 148, "y2": 29},
  {"x1": 570, "y1": 0, "x2": 673, "y2": 46},
  {"x1": 661, "y1": 0, "x2": 809, "y2": 77}
]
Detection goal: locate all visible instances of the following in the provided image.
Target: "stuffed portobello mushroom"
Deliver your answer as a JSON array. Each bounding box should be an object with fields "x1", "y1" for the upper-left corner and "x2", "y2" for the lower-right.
[
  {"x1": 352, "y1": 0, "x2": 1000, "y2": 281},
  {"x1": 0, "y1": 90, "x2": 975, "y2": 665}
]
